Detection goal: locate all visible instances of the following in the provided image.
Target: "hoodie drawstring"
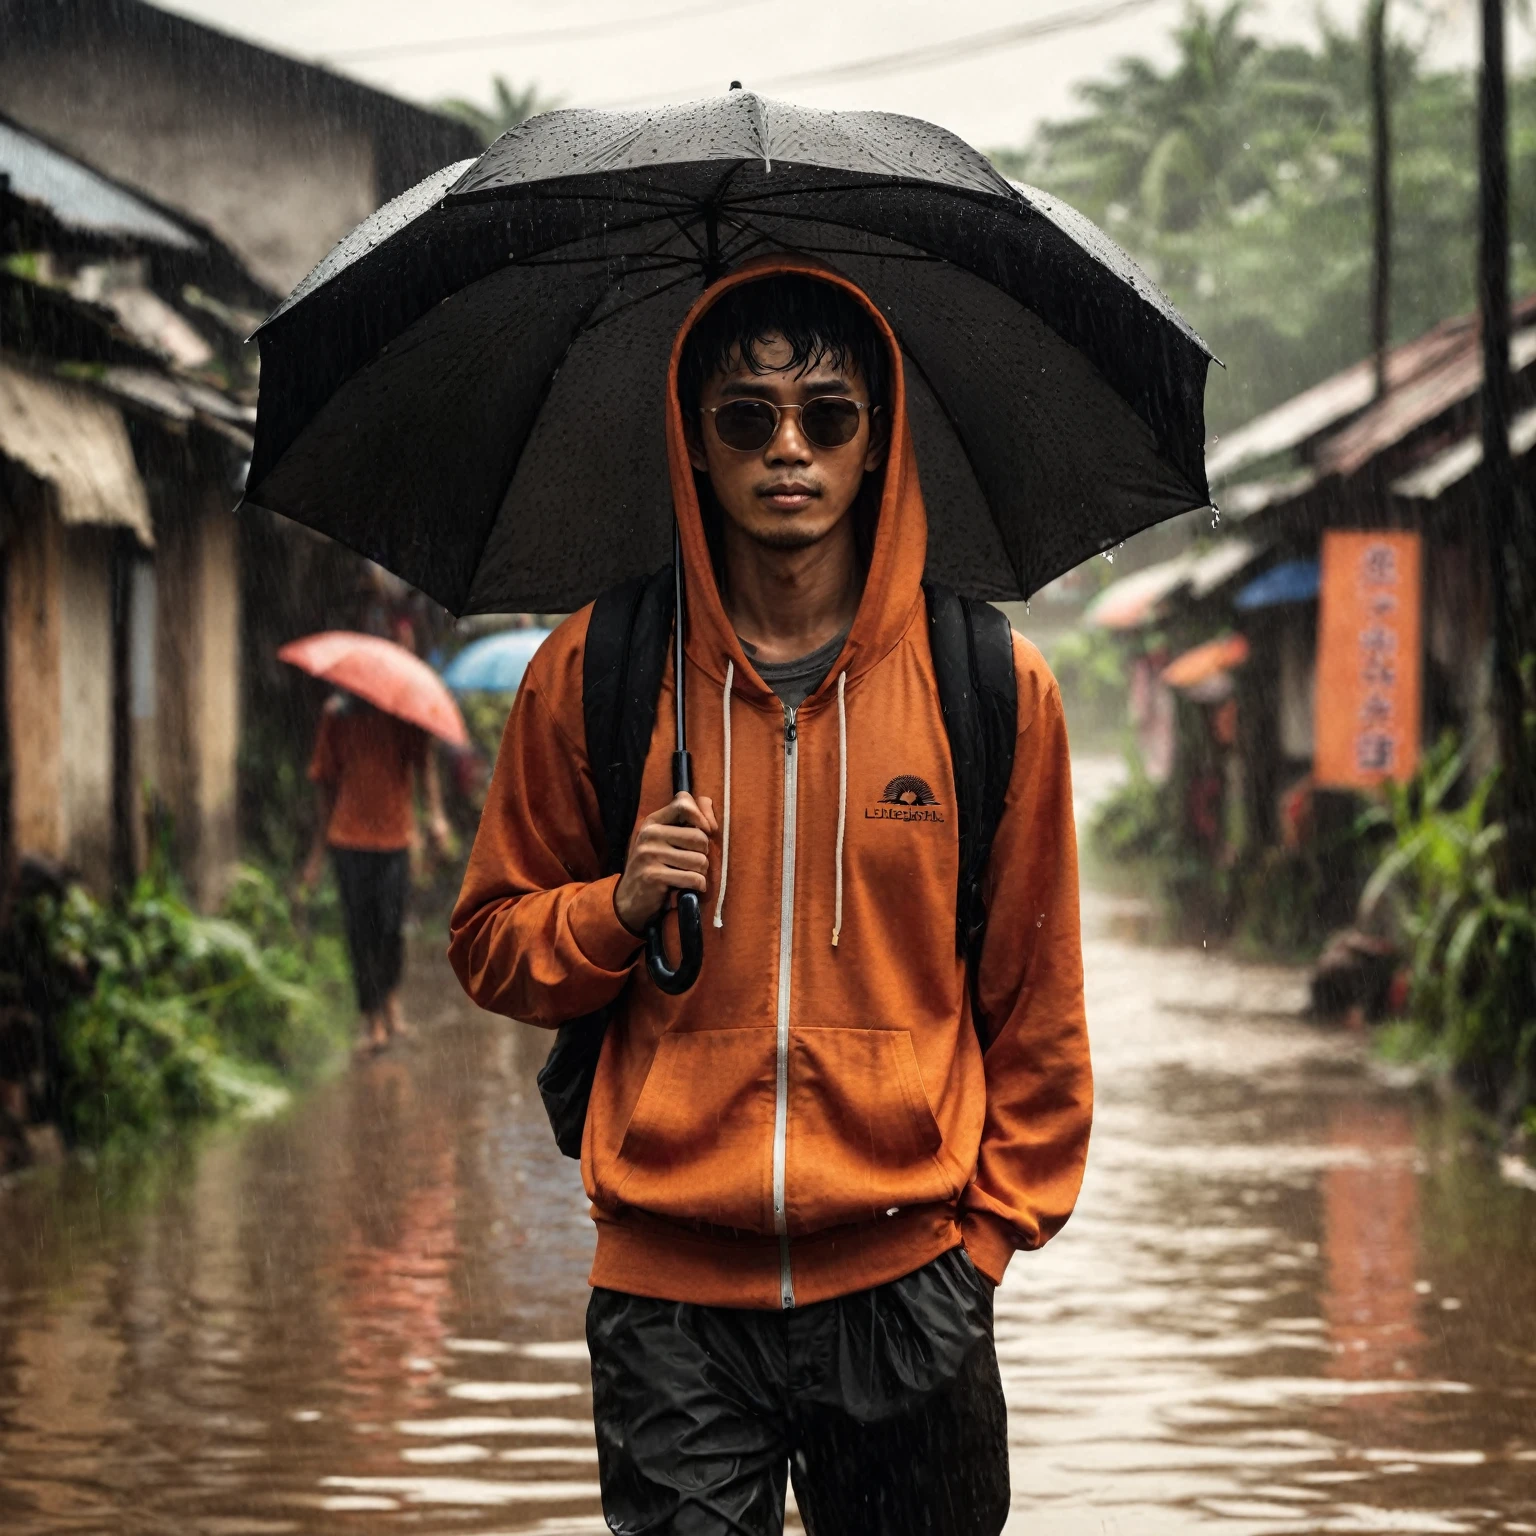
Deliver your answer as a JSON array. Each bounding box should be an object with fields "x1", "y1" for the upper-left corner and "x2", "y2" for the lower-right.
[
  {"x1": 715, "y1": 659, "x2": 845, "y2": 945},
  {"x1": 713, "y1": 660, "x2": 734, "y2": 929},
  {"x1": 832, "y1": 669, "x2": 847, "y2": 948}
]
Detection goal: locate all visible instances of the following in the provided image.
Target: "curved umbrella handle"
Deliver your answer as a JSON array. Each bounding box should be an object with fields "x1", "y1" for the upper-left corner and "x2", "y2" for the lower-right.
[{"x1": 646, "y1": 891, "x2": 703, "y2": 994}]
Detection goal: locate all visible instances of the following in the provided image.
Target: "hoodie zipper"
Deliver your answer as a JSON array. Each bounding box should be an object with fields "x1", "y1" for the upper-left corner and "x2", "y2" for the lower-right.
[{"x1": 773, "y1": 703, "x2": 798, "y2": 1309}]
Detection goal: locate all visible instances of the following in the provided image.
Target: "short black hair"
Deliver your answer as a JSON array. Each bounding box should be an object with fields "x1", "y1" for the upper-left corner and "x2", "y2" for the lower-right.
[{"x1": 678, "y1": 273, "x2": 890, "y2": 420}]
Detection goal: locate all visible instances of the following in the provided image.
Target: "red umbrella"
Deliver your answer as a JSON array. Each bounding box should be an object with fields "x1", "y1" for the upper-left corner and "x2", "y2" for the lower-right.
[
  {"x1": 1161, "y1": 633, "x2": 1251, "y2": 690},
  {"x1": 278, "y1": 631, "x2": 469, "y2": 748}
]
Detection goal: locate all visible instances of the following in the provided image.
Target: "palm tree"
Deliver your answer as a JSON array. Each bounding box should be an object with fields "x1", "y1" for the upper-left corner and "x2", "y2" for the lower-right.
[
  {"x1": 1027, "y1": 1, "x2": 1348, "y2": 235},
  {"x1": 437, "y1": 77, "x2": 555, "y2": 147}
]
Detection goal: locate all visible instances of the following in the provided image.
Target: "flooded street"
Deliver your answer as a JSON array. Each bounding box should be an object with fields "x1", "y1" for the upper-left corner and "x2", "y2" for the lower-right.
[{"x1": 3, "y1": 760, "x2": 1536, "y2": 1535}]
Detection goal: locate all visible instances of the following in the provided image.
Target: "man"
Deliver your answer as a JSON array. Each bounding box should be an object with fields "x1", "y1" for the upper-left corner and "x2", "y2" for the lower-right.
[
  {"x1": 303, "y1": 695, "x2": 450, "y2": 1053},
  {"x1": 450, "y1": 260, "x2": 1091, "y2": 1534}
]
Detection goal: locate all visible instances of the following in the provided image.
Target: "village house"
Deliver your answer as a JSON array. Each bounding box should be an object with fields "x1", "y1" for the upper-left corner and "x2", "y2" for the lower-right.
[
  {"x1": 1088, "y1": 297, "x2": 1536, "y2": 928},
  {"x1": 0, "y1": 0, "x2": 478, "y2": 906}
]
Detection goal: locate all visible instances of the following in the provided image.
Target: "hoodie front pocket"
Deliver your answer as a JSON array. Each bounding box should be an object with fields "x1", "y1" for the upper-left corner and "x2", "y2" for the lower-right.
[
  {"x1": 784, "y1": 1026, "x2": 961, "y2": 1232},
  {"x1": 610, "y1": 1027, "x2": 778, "y2": 1232}
]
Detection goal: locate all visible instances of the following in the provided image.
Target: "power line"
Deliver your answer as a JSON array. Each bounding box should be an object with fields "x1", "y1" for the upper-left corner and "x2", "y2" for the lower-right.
[
  {"x1": 594, "y1": 0, "x2": 1169, "y2": 107},
  {"x1": 325, "y1": 0, "x2": 770, "y2": 64},
  {"x1": 770, "y1": 0, "x2": 1167, "y2": 86}
]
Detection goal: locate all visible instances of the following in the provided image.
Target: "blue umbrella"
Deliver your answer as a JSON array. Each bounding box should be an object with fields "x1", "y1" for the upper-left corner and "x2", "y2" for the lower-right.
[
  {"x1": 441, "y1": 628, "x2": 553, "y2": 693},
  {"x1": 1235, "y1": 559, "x2": 1320, "y2": 612}
]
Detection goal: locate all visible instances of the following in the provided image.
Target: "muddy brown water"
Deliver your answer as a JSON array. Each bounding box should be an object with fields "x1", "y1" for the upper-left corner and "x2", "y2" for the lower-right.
[{"x1": 3, "y1": 765, "x2": 1536, "y2": 1534}]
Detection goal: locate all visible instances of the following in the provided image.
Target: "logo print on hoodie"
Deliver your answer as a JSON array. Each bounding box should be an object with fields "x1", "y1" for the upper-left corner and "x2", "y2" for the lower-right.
[{"x1": 868, "y1": 774, "x2": 944, "y2": 823}]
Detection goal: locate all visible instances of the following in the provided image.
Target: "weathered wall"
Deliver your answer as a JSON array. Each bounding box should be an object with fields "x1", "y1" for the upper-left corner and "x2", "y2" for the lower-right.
[
  {"x1": 0, "y1": 41, "x2": 376, "y2": 294},
  {"x1": 5, "y1": 490, "x2": 115, "y2": 889},
  {"x1": 57, "y1": 527, "x2": 115, "y2": 887},
  {"x1": 6, "y1": 483, "x2": 64, "y2": 866},
  {"x1": 0, "y1": 0, "x2": 480, "y2": 295},
  {"x1": 155, "y1": 486, "x2": 239, "y2": 910}
]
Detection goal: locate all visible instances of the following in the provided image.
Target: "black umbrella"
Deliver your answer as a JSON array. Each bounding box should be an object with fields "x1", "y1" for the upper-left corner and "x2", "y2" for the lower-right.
[
  {"x1": 243, "y1": 88, "x2": 1213, "y2": 616},
  {"x1": 242, "y1": 87, "x2": 1214, "y2": 992}
]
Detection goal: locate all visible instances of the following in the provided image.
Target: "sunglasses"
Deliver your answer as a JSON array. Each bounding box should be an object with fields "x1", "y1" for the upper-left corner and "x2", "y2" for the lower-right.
[{"x1": 702, "y1": 396, "x2": 872, "y2": 453}]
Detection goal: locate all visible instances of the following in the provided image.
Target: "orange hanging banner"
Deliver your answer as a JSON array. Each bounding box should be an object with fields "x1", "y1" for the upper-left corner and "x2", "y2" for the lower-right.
[{"x1": 1314, "y1": 530, "x2": 1422, "y2": 789}]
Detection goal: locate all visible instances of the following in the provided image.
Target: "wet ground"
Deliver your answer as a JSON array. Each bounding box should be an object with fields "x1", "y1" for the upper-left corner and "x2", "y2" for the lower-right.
[{"x1": 3, "y1": 758, "x2": 1536, "y2": 1535}]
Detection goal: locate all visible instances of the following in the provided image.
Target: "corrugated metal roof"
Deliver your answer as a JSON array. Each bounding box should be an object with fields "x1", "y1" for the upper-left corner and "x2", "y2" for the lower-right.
[
  {"x1": 1206, "y1": 295, "x2": 1536, "y2": 487},
  {"x1": 1187, "y1": 538, "x2": 1261, "y2": 598},
  {"x1": 0, "y1": 356, "x2": 154, "y2": 544},
  {"x1": 1084, "y1": 540, "x2": 1261, "y2": 629},
  {"x1": 1391, "y1": 403, "x2": 1536, "y2": 500},
  {"x1": 1319, "y1": 324, "x2": 1536, "y2": 479},
  {"x1": 1084, "y1": 554, "x2": 1195, "y2": 629},
  {"x1": 1217, "y1": 470, "x2": 1319, "y2": 518},
  {"x1": 0, "y1": 116, "x2": 201, "y2": 252},
  {"x1": 92, "y1": 367, "x2": 255, "y2": 451},
  {"x1": 1205, "y1": 316, "x2": 1478, "y2": 485}
]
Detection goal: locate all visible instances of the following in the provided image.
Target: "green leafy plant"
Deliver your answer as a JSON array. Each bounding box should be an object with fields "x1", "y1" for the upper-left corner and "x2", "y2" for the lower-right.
[
  {"x1": 1360, "y1": 740, "x2": 1536, "y2": 1115},
  {"x1": 460, "y1": 690, "x2": 514, "y2": 771},
  {"x1": 1048, "y1": 627, "x2": 1128, "y2": 736},
  {"x1": 36, "y1": 865, "x2": 349, "y2": 1153},
  {"x1": 437, "y1": 77, "x2": 556, "y2": 146},
  {"x1": 996, "y1": 4, "x2": 1536, "y2": 434},
  {"x1": 1090, "y1": 752, "x2": 1175, "y2": 868}
]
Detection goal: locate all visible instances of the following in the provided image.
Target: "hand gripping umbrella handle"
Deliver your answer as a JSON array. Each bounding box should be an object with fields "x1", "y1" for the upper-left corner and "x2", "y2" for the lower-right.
[{"x1": 646, "y1": 749, "x2": 704, "y2": 994}]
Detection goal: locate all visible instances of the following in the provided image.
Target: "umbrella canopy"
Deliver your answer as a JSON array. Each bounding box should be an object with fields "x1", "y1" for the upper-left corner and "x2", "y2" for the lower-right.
[
  {"x1": 1161, "y1": 633, "x2": 1251, "y2": 691},
  {"x1": 441, "y1": 627, "x2": 553, "y2": 693},
  {"x1": 242, "y1": 90, "x2": 1214, "y2": 615},
  {"x1": 1235, "y1": 558, "x2": 1320, "y2": 611},
  {"x1": 279, "y1": 631, "x2": 469, "y2": 747}
]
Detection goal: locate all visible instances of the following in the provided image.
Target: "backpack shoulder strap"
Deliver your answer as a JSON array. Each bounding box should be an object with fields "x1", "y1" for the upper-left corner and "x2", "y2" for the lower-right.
[
  {"x1": 582, "y1": 565, "x2": 675, "y2": 877},
  {"x1": 924, "y1": 582, "x2": 1019, "y2": 1034}
]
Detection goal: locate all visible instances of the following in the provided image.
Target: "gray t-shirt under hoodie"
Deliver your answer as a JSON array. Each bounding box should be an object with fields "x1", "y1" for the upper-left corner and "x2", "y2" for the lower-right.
[{"x1": 741, "y1": 628, "x2": 849, "y2": 710}]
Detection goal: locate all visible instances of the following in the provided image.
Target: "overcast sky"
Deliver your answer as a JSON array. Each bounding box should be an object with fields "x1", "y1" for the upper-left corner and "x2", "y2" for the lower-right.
[{"x1": 161, "y1": 0, "x2": 1529, "y2": 151}]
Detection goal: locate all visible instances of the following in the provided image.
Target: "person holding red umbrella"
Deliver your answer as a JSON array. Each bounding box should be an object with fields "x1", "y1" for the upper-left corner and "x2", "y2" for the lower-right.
[{"x1": 283, "y1": 632, "x2": 461, "y2": 1053}]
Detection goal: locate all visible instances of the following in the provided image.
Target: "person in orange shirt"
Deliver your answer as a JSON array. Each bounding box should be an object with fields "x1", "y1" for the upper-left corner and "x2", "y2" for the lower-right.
[
  {"x1": 303, "y1": 695, "x2": 450, "y2": 1052},
  {"x1": 450, "y1": 264, "x2": 1091, "y2": 1534}
]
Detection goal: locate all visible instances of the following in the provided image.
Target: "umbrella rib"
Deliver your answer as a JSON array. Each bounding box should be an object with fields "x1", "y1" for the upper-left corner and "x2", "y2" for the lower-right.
[
  {"x1": 633, "y1": 207, "x2": 714, "y2": 265},
  {"x1": 716, "y1": 209, "x2": 943, "y2": 267},
  {"x1": 455, "y1": 185, "x2": 729, "y2": 218},
  {"x1": 497, "y1": 205, "x2": 719, "y2": 275},
  {"x1": 709, "y1": 160, "x2": 748, "y2": 209},
  {"x1": 454, "y1": 173, "x2": 1022, "y2": 234},
  {"x1": 721, "y1": 177, "x2": 1016, "y2": 211},
  {"x1": 715, "y1": 228, "x2": 778, "y2": 266},
  {"x1": 665, "y1": 208, "x2": 710, "y2": 261},
  {"x1": 518, "y1": 217, "x2": 712, "y2": 286},
  {"x1": 513, "y1": 216, "x2": 700, "y2": 263},
  {"x1": 579, "y1": 265, "x2": 712, "y2": 334},
  {"x1": 723, "y1": 203, "x2": 985, "y2": 246},
  {"x1": 516, "y1": 252, "x2": 696, "y2": 273}
]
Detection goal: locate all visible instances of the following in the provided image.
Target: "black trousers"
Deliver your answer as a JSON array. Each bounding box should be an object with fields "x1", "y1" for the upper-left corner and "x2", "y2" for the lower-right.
[
  {"x1": 587, "y1": 1247, "x2": 1009, "y2": 1536},
  {"x1": 330, "y1": 847, "x2": 409, "y2": 1013}
]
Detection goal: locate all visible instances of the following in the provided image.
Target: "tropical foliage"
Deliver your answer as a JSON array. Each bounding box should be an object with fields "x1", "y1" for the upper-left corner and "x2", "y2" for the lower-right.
[
  {"x1": 996, "y1": 1, "x2": 1536, "y2": 432},
  {"x1": 1047, "y1": 626, "x2": 1128, "y2": 739},
  {"x1": 437, "y1": 76, "x2": 556, "y2": 146},
  {"x1": 26, "y1": 866, "x2": 348, "y2": 1154},
  {"x1": 1359, "y1": 740, "x2": 1536, "y2": 1117}
]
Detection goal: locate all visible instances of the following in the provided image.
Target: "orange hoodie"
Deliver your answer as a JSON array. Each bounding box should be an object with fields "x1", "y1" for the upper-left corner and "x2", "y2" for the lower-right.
[{"x1": 449, "y1": 258, "x2": 1091, "y2": 1309}]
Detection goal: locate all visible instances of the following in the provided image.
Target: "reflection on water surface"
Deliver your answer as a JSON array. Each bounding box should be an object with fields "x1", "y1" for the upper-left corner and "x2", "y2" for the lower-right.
[{"x1": 3, "y1": 842, "x2": 1535, "y2": 1533}]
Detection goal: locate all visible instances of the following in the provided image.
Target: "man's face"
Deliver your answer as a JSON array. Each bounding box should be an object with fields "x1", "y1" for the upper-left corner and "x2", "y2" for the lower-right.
[{"x1": 686, "y1": 334, "x2": 887, "y2": 552}]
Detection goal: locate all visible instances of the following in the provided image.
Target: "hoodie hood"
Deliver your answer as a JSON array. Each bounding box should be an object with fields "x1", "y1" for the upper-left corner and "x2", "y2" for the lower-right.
[{"x1": 664, "y1": 256, "x2": 928, "y2": 704}]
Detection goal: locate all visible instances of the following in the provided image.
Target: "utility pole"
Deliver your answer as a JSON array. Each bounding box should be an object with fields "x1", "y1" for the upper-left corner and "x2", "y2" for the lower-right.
[
  {"x1": 1478, "y1": 0, "x2": 1533, "y2": 872},
  {"x1": 1369, "y1": 0, "x2": 1392, "y2": 399}
]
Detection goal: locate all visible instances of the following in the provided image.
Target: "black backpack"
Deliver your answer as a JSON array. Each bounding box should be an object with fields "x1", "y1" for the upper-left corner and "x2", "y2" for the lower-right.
[{"x1": 536, "y1": 566, "x2": 1018, "y2": 1159}]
